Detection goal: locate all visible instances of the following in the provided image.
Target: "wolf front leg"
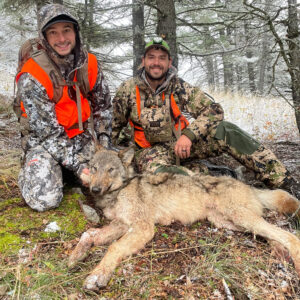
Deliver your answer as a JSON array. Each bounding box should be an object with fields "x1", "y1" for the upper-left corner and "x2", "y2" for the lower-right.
[
  {"x1": 83, "y1": 221, "x2": 155, "y2": 291},
  {"x1": 235, "y1": 213, "x2": 300, "y2": 277},
  {"x1": 68, "y1": 220, "x2": 128, "y2": 268}
]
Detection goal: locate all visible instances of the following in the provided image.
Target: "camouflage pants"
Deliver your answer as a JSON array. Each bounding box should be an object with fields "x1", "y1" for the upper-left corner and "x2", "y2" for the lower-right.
[
  {"x1": 18, "y1": 146, "x2": 64, "y2": 212},
  {"x1": 135, "y1": 121, "x2": 289, "y2": 188}
]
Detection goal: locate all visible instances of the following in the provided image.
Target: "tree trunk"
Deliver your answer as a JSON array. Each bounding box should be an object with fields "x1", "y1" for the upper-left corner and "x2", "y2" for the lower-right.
[
  {"x1": 233, "y1": 25, "x2": 243, "y2": 91},
  {"x1": 82, "y1": 0, "x2": 94, "y2": 51},
  {"x1": 222, "y1": 52, "x2": 234, "y2": 92},
  {"x1": 19, "y1": 17, "x2": 25, "y2": 40},
  {"x1": 244, "y1": 20, "x2": 256, "y2": 93},
  {"x1": 203, "y1": 25, "x2": 215, "y2": 90},
  {"x1": 83, "y1": 0, "x2": 89, "y2": 50},
  {"x1": 257, "y1": 0, "x2": 272, "y2": 95},
  {"x1": 214, "y1": 58, "x2": 220, "y2": 90},
  {"x1": 205, "y1": 57, "x2": 215, "y2": 91},
  {"x1": 36, "y1": 0, "x2": 44, "y2": 30},
  {"x1": 235, "y1": 64, "x2": 243, "y2": 92},
  {"x1": 87, "y1": 0, "x2": 95, "y2": 51},
  {"x1": 156, "y1": 0, "x2": 178, "y2": 68},
  {"x1": 287, "y1": 0, "x2": 300, "y2": 132},
  {"x1": 132, "y1": 0, "x2": 145, "y2": 76},
  {"x1": 257, "y1": 37, "x2": 270, "y2": 94},
  {"x1": 215, "y1": 0, "x2": 234, "y2": 92}
]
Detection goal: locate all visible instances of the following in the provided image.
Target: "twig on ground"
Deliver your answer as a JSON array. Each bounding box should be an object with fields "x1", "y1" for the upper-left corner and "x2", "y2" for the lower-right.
[{"x1": 222, "y1": 278, "x2": 234, "y2": 300}]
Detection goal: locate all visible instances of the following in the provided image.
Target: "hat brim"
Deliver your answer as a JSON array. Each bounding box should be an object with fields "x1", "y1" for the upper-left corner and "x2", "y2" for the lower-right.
[
  {"x1": 145, "y1": 44, "x2": 170, "y2": 56},
  {"x1": 42, "y1": 15, "x2": 78, "y2": 32}
]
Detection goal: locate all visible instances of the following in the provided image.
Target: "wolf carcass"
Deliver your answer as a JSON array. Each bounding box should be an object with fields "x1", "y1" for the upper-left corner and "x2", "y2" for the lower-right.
[{"x1": 69, "y1": 146, "x2": 300, "y2": 291}]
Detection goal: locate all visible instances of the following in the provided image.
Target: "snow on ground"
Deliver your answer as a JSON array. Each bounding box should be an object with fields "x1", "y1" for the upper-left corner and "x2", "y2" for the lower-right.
[
  {"x1": 211, "y1": 91, "x2": 300, "y2": 143},
  {"x1": 0, "y1": 62, "x2": 15, "y2": 101},
  {"x1": 0, "y1": 64, "x2": 299, "y2": 143}
]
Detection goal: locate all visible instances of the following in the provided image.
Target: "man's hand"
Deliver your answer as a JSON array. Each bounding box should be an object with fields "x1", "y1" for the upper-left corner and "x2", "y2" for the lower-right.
[{"x1": 174, "y1": 135, "x2": 192, "y2": 159}]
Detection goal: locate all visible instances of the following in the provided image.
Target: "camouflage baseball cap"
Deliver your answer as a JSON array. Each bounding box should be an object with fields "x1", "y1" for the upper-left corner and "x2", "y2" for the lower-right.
[{"x1": 144, "y1": 37, "x2": 170, "y2": 55}]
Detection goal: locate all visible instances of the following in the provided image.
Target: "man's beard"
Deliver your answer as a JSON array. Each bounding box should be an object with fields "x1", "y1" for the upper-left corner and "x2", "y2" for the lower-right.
[{"x1": 145, "y1": 68, "x2": 168, "y2": 82}]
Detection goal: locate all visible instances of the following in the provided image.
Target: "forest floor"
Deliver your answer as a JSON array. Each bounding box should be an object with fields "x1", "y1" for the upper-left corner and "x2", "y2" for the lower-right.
[{"x1": 0, "y1": 94, "x2": 300, "y2": 299}]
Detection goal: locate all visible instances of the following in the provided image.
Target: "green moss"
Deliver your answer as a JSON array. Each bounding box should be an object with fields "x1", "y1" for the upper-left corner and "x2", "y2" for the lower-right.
[
  {"x1": 0, "y1": 193, "x2": 88, "y2": 255},
  {"x1": 0, "y1": 197, "x2": 20, "y2": 210},
  {"x1": 0, "y1": 233, "x2": 23, "y2": 253},
  {"x1": 40, "y1": 194, "x2": 87, "y2": 238}
]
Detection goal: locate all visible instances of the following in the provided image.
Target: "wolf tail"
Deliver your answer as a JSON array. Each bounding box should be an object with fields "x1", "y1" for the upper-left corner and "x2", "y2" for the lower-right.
[{"x1": 255, "y1": 188, "x2": 300, "y2": 217}]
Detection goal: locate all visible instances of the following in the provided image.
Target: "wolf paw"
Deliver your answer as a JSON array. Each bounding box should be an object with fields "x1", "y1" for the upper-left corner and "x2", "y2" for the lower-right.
[
  {"x1": 270, "y1": 240, "x2": 292, "y2": 263},
  {"x1": 83, "y1": 274, "x2": 109, "y2": 291}
]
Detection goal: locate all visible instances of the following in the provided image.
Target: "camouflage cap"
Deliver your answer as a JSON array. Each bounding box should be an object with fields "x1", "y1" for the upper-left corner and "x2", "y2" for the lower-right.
[
  {"x1": 144, "y1": 37, "x2": 170, "y2": 56},
  {"x1": 38, "y1": 3, "x2": 79, "y2": 33}
]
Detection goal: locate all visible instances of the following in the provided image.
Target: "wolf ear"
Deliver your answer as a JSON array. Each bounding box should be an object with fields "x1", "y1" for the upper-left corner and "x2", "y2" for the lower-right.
[{"x1": 118, "y1": 146, "x2": 135, "y2": 167}]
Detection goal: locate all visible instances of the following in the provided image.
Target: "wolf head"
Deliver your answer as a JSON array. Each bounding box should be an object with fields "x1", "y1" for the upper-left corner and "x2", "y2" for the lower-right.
[{"x1": 82, "y1": 146, "x2": 136, "y2": 196}]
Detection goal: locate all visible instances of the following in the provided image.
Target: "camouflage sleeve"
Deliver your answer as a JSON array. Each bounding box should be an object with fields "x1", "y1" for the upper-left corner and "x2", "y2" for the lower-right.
[
  {"x1": 111, "y1": 82, "x2": 131, "y2": 145},
  {"x1": 17, "y1": 73, "x2": 89, "y2": 173},
  {"x1": 88, "y1": 60, "x2": 112, "y2": 148},
  {"x1": 176, "y1": 79, "x2": 224, "y2": 142}
]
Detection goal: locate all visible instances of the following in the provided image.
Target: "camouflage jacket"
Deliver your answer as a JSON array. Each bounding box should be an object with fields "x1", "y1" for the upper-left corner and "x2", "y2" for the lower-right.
[
  {"x1": 112, "y1": 66, "x2": 224, "y2": 145},
  {"x1": 15, "y1": 5, "x2": 112, "y2": 174}
]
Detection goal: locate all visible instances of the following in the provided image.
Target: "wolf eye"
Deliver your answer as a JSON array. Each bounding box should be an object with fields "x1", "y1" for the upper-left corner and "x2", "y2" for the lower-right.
[
  {"x1": 90, "y1": 166, "x2": 97, "y2": 173},
  {"x1": 108, "y1": 167, "x2": 115, "y2": 173}
]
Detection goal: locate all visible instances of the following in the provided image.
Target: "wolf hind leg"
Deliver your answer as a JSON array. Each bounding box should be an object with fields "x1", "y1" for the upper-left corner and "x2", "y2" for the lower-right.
[
  {"x1": 233, "y1": 212, "x2": 300, "y2": 276},
  {"x1": 83, "y1": 221, "x2": 155, "y2": 291},
  {"x1": 68, "y1": 220, "x2": 128, "y2": 268}
]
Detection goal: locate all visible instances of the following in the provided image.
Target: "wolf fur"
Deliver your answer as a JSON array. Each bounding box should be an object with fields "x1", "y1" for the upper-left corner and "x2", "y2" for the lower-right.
[{"x1": 69, "y1": 146, "x2": 300, "y2": 291}]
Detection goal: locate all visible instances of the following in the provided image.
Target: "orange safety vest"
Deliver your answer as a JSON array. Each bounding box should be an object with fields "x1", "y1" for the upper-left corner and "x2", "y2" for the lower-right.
[
  {"x1": 130, "y1": 85, "x2": 189, "y2": 148},
  {"x1": 15, "y1": 53, "x2": 98, "y2": 139}
]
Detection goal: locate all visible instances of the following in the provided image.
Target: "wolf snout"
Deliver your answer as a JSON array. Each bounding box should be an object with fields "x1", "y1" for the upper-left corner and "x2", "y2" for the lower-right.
[
  {"x1": 91, "y1": 184, "x2": 111, "y2": 194},
  {"x1": 91, "y1": 186, "x2": 101, "y2": 194}
]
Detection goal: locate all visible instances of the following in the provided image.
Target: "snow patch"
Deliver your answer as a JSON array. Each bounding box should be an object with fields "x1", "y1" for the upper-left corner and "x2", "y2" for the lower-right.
[{"x1": 44, "y1": 221, "x2": 61, "y2": 233}]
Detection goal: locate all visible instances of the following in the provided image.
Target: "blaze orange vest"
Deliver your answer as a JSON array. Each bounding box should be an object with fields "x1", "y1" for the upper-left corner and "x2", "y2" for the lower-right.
[
  {"x1": 130, "y1": 85, "x2": 189, "y2": 148},
  {"x1": 16, "y1": 53, "x2": 98, "y2": 139}
]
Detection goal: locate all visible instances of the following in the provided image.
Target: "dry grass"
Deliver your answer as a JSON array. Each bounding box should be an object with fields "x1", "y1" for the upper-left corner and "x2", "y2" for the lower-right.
[{"x1": 1, "y1": 218, "x2": 300, "y2": 299}]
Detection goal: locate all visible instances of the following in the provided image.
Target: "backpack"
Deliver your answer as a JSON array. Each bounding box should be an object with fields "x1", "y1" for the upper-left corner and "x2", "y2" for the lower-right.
[{"x1": 14, "y1": 38, "x2": 92, "y2": 131}]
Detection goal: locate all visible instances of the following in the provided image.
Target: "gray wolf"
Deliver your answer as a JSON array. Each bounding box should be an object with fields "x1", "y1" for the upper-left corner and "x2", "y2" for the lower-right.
[{"x1": 68, "y1": 146, "x2": 300, "y2": 291}]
